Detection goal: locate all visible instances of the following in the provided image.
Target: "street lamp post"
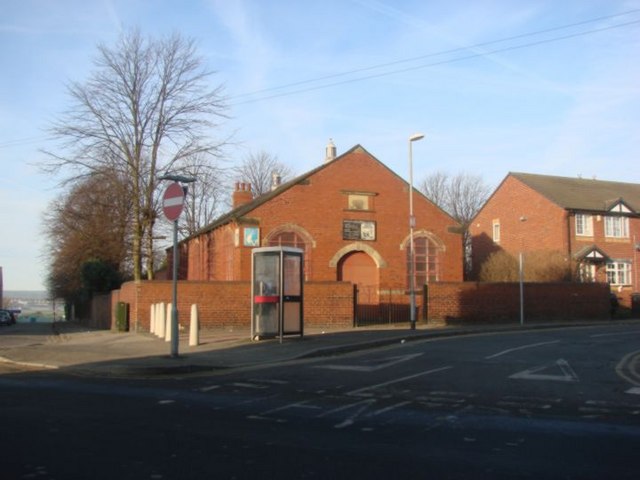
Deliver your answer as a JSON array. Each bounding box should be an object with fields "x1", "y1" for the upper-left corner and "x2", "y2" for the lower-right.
[
  {"x1": 159, "y1": 173, "x2": 196, "y2": 358},
  {"x1": 408, "y1": 133, "x2": 425, "y2": 330},
  {"x1": 519, "y1": 216, "x2": 527, "y2": 326}
]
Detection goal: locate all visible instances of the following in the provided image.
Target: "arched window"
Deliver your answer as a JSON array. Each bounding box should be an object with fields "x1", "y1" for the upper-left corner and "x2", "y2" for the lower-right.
[
  {"x1": 266, "y1": 230, "x2": 312, "y2": 278},
  {"x1": 406, "y1": 236, "x2": 439, "y2": 289}
]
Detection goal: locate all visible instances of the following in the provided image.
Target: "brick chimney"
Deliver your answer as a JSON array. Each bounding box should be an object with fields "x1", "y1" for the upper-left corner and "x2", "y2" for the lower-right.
[{"x1": 232, "y1": 182, "x2": 253, "y2": 208}]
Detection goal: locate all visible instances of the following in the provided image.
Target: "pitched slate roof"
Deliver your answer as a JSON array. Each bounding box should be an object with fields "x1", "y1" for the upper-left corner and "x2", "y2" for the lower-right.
[{"x1": 511, "y1": 172, "x2": 640, "y2": 214}]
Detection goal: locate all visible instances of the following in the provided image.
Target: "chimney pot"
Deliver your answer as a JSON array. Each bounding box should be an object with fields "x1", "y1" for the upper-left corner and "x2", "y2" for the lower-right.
[{"x1": 232, "y1": 181, "x2": 253, "y2": 208}]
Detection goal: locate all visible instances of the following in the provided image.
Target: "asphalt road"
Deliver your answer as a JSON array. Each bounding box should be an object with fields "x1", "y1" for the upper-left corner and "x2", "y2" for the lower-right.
[{"x1": 1, "y1": 323, "x2": 639, "y2": 479}]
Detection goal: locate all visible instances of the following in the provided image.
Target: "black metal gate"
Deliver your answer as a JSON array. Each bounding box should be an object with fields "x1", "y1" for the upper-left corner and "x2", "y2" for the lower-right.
[{"x1": 353, "y1": 285, "x2": 424, "y2": 327}]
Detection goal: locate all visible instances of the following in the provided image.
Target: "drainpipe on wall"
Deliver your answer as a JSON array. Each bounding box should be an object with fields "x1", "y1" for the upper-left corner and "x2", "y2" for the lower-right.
[
  {"x1": 634, "y1": 234, "x2": 638, "y2": 293},
  {"x1": 566, "y1": 211, "x2": 573, "y2": 266}
]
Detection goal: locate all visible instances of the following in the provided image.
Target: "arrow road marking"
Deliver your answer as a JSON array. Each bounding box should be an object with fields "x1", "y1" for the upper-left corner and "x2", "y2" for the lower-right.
[
  {"x1": 510, "y1": 358, "x2": 579, "y2": 382},
  {"x1": 486, "y1": 340, "x2": 560, "y2": 359}
]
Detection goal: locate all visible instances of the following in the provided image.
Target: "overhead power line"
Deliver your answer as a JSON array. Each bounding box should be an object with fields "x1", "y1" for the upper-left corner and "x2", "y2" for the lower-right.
[
  {"x1": 0, "y1": 135, "x2": 54, "y2": 150},
  {"x1": 228, "y1": 9, "x2": 640, "y2": 106}
]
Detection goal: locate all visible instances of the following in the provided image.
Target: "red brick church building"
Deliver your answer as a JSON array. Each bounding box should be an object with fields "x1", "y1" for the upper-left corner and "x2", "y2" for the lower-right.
[{"x1": 177, "y1": 144, "x2": 463, "y2": 301}]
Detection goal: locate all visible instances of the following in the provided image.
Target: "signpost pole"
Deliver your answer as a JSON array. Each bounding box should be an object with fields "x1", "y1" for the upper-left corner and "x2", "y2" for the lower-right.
[
  {"x1": 171, "y1": 218, "x2": 179, "y2": 357},
  {"x1": 159, "y1": 174, "x2": 195, "y2": 359}
]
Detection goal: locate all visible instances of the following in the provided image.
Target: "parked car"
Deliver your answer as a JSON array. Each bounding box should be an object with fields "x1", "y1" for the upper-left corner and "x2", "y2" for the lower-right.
[{"x1": 0, "y1": 309, "x2": 14, "y2": 326}]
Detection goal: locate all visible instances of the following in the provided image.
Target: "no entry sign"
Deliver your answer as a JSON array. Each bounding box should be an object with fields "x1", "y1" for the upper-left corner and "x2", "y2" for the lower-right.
[{"x1": 162, "y1": 182, "x2": 185, "y2": 221}]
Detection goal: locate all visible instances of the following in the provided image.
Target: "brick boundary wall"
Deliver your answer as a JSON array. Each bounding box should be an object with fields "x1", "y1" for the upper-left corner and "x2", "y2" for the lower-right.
[
  {"x1": 426, "y1": 282, "x2": 610, "y2": 324},
  {"x1": 107, "y1": 280, "x2": 354, "y2": 332},
  {"x1": 95, "y1": 280, "x2": 611, "y2": 332}
]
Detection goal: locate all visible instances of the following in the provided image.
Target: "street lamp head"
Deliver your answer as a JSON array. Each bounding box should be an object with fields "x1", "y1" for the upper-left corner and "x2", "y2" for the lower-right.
[
  {"x1": 409, "y1": 133, "x2": 425, "y2": 142},
  {"x1": 159, "y1": 173, "x2": 196, "y2": 184}
]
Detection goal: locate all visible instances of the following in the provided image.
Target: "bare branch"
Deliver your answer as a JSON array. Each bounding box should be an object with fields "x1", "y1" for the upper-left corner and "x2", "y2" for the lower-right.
[
  {"x1": 41, "y1": 29, "x2": 228, "y2": 281},
  {"x1": 233, "y1": 150, "x2": 293, "y2": 197}
]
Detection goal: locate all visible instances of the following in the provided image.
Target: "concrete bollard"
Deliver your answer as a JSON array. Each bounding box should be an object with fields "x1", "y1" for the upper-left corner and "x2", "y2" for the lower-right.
[
  {"x1": 157, "y1": 302, "x2": 166, "y2": 339},
  {"x1": 154, "y1": 303, "x2": 160, "y2": 334},
  {"x1": 156, "y1": 303, "x2": 163, "y2": 335},
  {"x1": 189, "y1": 304, "x2": 199, "y2": 347},
  {"x1": 165, "y1": 303, "x2": 172, "y2": 343},
  {"x1": 150, "y1": 303, "x2": 156, "y2": 334}
]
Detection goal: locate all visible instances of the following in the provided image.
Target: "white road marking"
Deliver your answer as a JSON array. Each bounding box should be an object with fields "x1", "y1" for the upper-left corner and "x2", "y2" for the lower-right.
[
  {"x1": 348, "y1": 365, "x2": 453, "y2": 397},
  {"x1": 510, "y1": 358, "x2": 579, "y2": 382},
  {"x1": 428, "y1": 391, "x2": 477, "y2": 398},
  {"x1": 318, "y1": 399, "x2": 376, "y2": 418},
  {"x1": 591, "y1": 331, "x2": 638, "y2": 338},
  {"x1": 315, "y1": 353, "x2": 423, "y2": 372},
  {"x1": 198, "y1": 385, "x2": 220, "y2": 392},
  {"x1": 231, "y1": 382, "x2": 268, "y2": 389},
  {"x1": 246, "y1": 415, "x2": 287, "y2": 423},
  {"x1": 485, "y1": 340, "x2": 560, "y2": 359},
  {"x1": 626, "y1": 387, "x2": 640, "y2": 395},
  {"x1": 248, "y1": 378, "x2": 289, "y2": 385},
  {"x1": 316, "y1": 399, "x2": 377, "y2": 429},
  {"x1": 257, "y1": 400, "x2": 322, "y2": 416},
  {"x1": 616, "y1": 349, "x2": 640, "y2": 387},
  {"x1": 369, "y1": 401, "x2": 411, "y2": 416}
]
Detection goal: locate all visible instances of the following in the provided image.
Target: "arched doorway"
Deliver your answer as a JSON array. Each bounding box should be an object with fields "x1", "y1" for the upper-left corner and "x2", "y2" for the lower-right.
[{"x1": 338, "y1": 251, "x2": 378, "y2": 304}]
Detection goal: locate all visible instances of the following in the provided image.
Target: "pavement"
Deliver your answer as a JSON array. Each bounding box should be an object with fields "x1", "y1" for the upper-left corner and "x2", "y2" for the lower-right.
[{"x1": 1, "y1": 318, "x2": 638, "y2": 377}]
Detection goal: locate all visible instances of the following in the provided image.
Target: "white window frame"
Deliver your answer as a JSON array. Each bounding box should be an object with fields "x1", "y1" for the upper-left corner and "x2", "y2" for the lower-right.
[
  {"x1": 578, "y1": 263, "x2": 596, "y2": 282},
  {"x1": 575, "y1": 214, "x2": 593, "y2": 236},
  {"x1": 606, "y1": 261, "x2": 631, "y2": 286},
  {"x1": 492, "y1": 220, "x2": 500, "y2": 243},
  {"x1": 604, "y1": 216, "x2": 629, "y2": 238}
]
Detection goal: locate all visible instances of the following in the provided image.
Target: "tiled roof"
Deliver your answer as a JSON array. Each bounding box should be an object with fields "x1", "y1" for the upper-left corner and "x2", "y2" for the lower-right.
[{"x1": 511, "y1": 172, "x2": 640, "y2": 213}]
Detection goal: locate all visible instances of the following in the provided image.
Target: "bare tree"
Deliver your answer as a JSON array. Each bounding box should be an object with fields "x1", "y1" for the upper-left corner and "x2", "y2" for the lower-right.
[
  {"x1": 419, "y1": 171, "x2": 492, "y2": 278},
  {"x1": 420, "y1": 172, "x2": 490, "y2": 225},
  {"x1": 43, "y1": 29, "x2": 228, "y2": 281},
  {"x1": 419, "y1": 171, "x2": 450, "y2": 210},
  {"x1": 170, "y1": 152, "x2": 229, "y2": 237},
  {"x1": 233, "y1": 150, "x2": 293, "y2": 197}
]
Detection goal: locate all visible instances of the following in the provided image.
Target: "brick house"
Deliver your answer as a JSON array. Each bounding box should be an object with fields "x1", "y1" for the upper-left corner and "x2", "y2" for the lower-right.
[
  {"x1": 178, "y1": 144, "x2": 463, "y2": 303},
  {"x1": 470, "y1": 172, "x2": 640, "y2": 307}
]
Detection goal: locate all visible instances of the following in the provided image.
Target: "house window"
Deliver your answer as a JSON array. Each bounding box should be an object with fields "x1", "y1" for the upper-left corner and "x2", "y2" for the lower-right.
[
  {"x1": 407, "y1": 236, "x2": 439, "y2": 289},
  {"x1": 578, "y1": 263, "x2": 596, "y2": 282},
  {"x1": 492, "y1": 220, "x2": 500, "y2": 243},
  {"x1": 348, "y1": 194, "x2": 370, "y2": 211},
  {"x1": 575, "y1": 214, "x2": 593, "y2": 236},
  {"x1": 606, "y1": 261, "x2": 631, "y2": 286},
  {"x1": 604, "y1": 216, "x2": 629, "y2": 238}
]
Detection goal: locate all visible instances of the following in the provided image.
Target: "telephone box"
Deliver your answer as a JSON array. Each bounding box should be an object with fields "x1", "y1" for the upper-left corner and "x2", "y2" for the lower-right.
[{"x1": 251, "y1": 247, "x2": 304, "y2": 341}]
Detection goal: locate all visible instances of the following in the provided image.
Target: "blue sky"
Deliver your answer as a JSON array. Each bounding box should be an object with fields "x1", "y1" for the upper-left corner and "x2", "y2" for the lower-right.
[{"x1": 1, "y1": 0, "x2": 639, "y2": 291}]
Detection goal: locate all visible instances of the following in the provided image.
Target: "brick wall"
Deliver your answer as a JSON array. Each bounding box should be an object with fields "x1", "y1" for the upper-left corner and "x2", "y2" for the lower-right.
[
  {"x1": 426, "y1": 282, "x2": 610, "y2": 323},
  {"x1": 107, "y1": 280, "x2": 354, "y2": 332},
  {"x1": 182, "y1": 147, "x2": 463, "y2": 289},
  {"x1": 471, "y1": 175, "x2": 567, "y2": 278},
  {"x1": 95, "y1": 279, "x2": 612, "y2": 331}
]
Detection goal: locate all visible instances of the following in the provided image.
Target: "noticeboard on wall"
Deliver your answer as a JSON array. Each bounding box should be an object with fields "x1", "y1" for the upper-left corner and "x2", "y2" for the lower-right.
[
  {"x1": 342, "y1": 220, "x2": 376, "y2": 241},
  {"x1": 244, "y1": 227, "x2": 260, "y2": 247}
]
